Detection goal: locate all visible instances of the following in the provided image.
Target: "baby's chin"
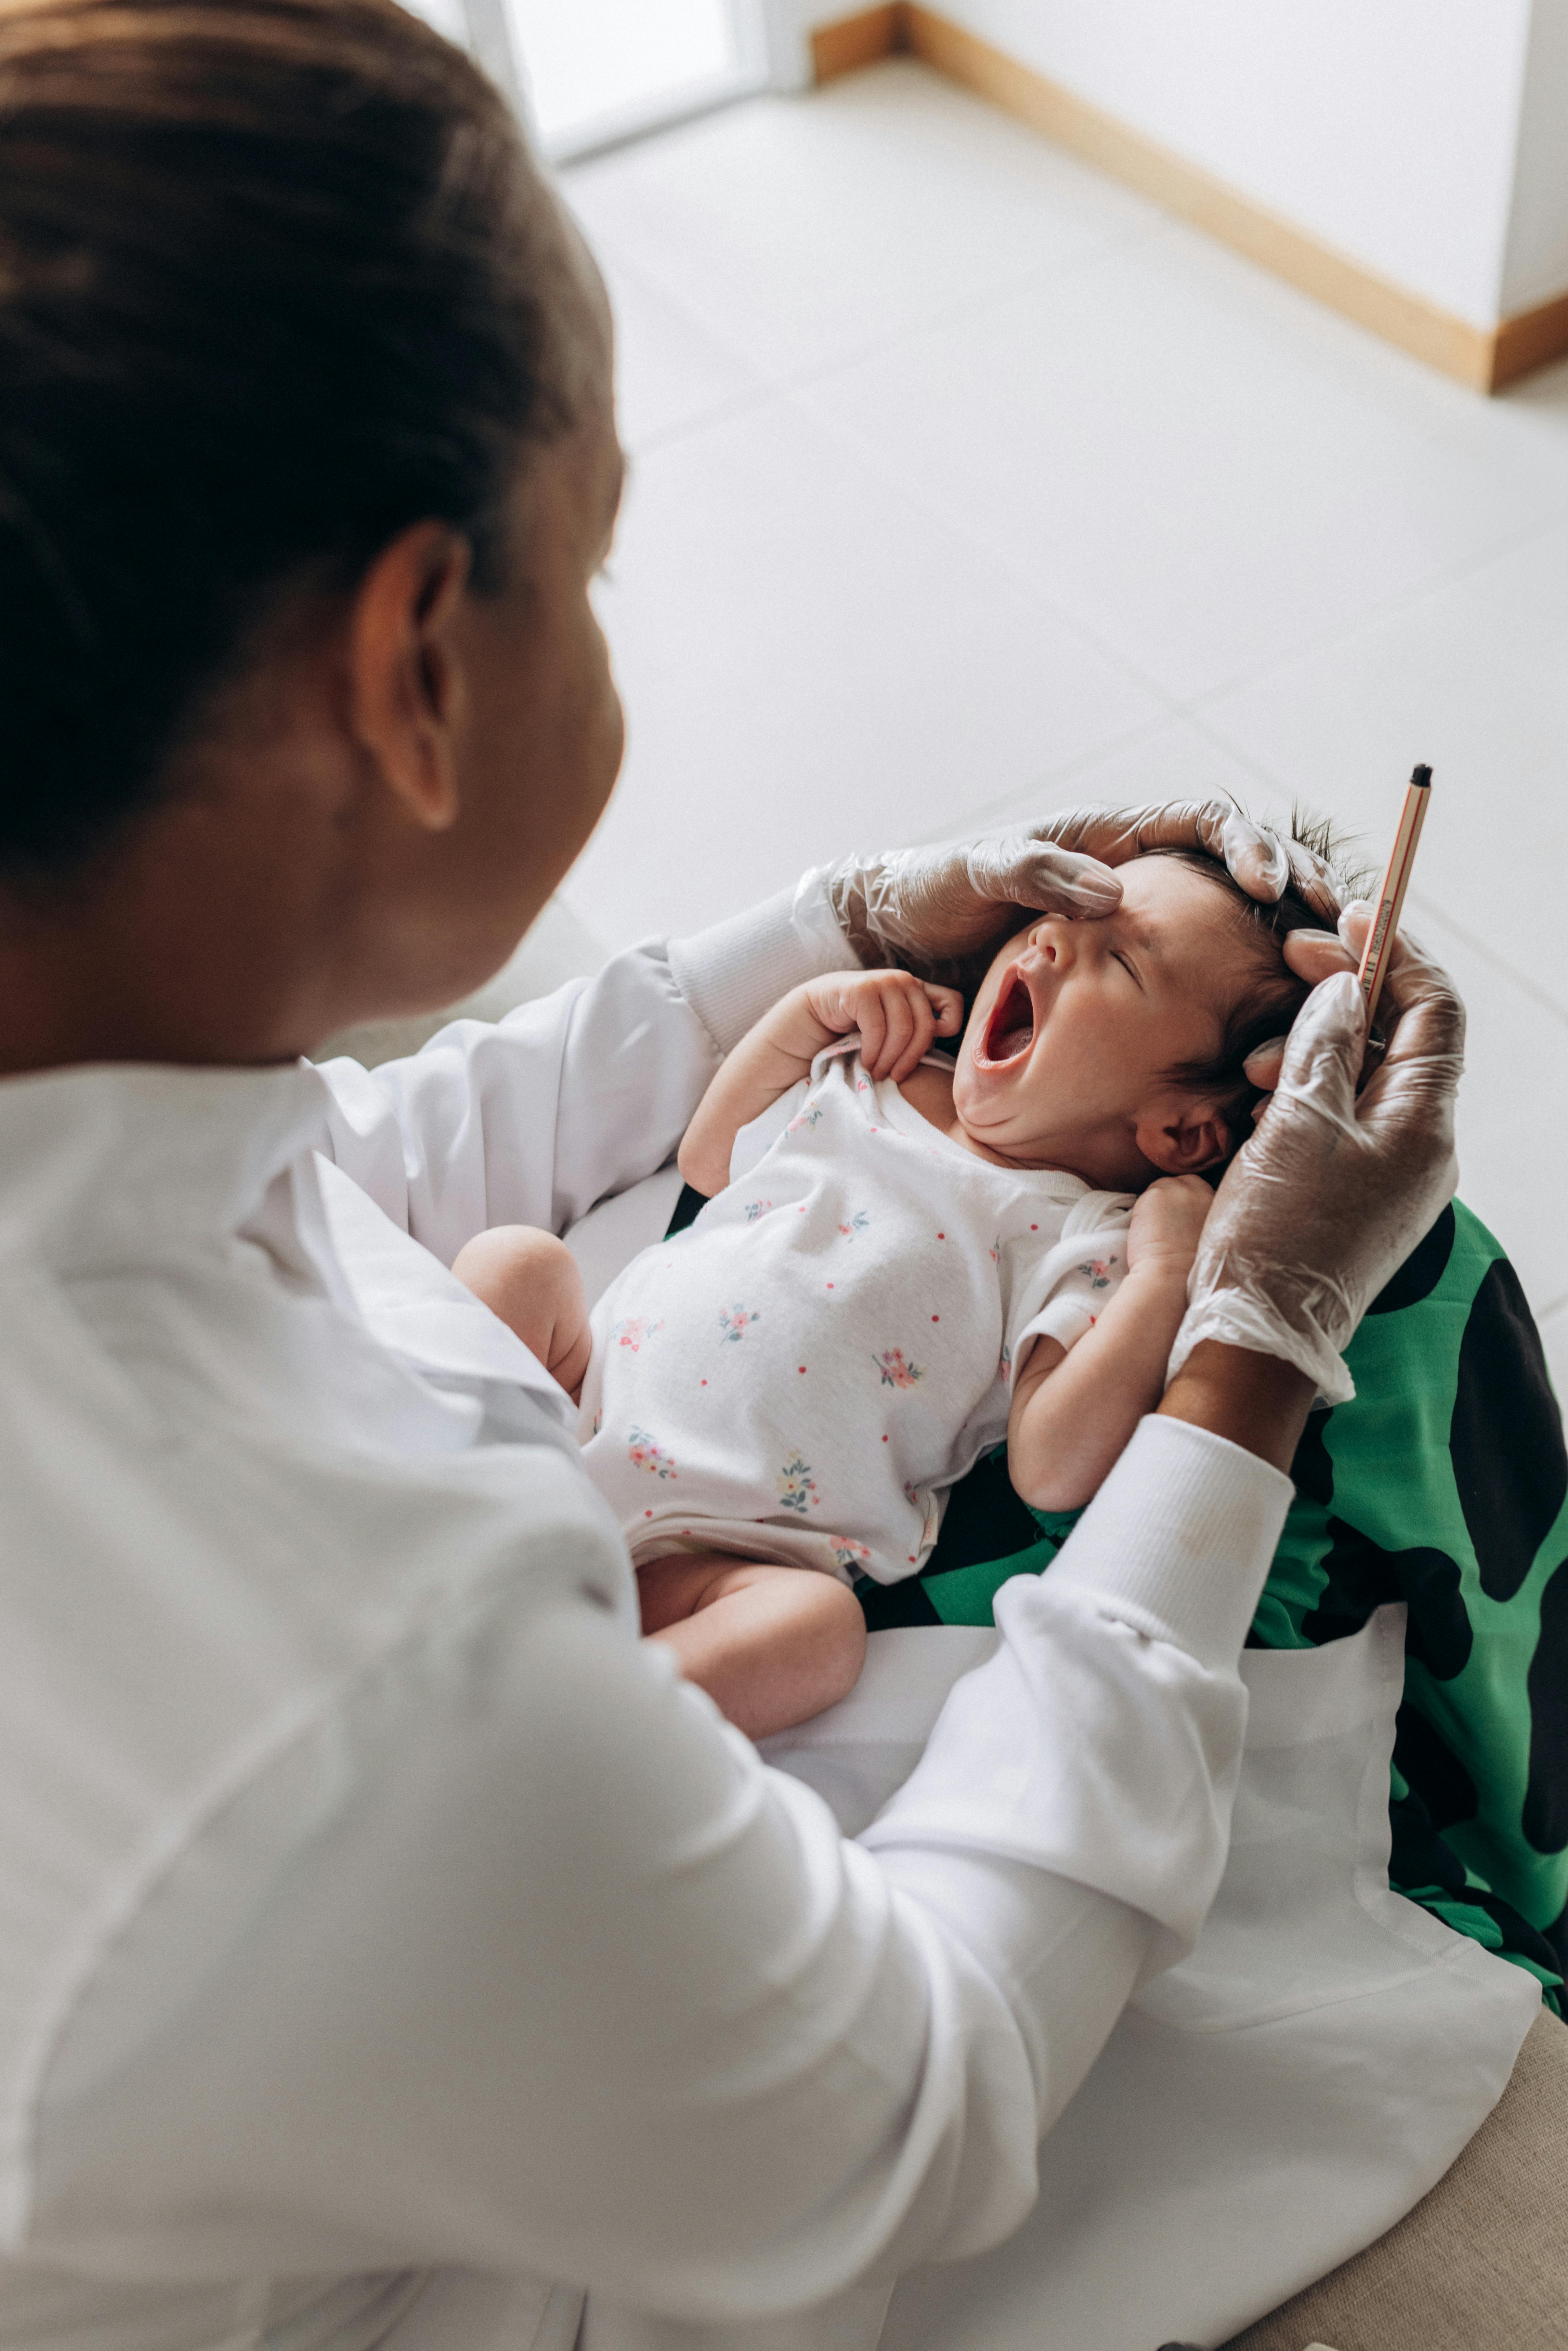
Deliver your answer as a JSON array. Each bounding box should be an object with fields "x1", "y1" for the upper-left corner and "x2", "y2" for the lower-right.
[{"x1": 952, "y1": 1085, "x2": 1146, "y2": 1187}]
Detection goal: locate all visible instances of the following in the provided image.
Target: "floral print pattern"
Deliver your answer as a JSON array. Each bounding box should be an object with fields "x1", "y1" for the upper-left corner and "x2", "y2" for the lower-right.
[
  {"x1": 628, "y1": 1427, "x2": 676, "y2": 1479},
  {"x1": 777, "y1": 1454, "x2": 821, "y2": 1514},
  {"x1": 576, "y1": 1044, "x2": 1134, "y2": 1594},
  {"x1": 610, "y1": 1315, "x2": 662, "y2": 1353},
  {"x1": 828, "y1": 1536, "x2": 873, "y2": 1573}
]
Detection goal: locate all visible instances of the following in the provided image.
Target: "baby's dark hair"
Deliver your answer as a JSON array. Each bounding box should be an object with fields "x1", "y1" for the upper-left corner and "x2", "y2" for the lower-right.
[{"x1": 1147, "y1": 813, "x2": 1369, "y2": 1163}]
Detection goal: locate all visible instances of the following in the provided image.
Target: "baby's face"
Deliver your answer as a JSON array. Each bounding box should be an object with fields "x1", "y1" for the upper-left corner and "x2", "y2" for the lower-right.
[{"x1": 950, "y1": 857, "x2": 1248, "y2": 1188}]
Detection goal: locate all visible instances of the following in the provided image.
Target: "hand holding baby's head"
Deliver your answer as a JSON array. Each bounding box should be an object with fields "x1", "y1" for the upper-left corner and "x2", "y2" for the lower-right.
[{"x1": 951, "y1": 829, "x2": 1347, "y2": 1192}]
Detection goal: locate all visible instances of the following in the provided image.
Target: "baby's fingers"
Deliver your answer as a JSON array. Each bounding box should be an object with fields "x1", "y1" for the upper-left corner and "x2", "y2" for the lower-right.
[
  {"x1": 856, "y1": 990, "x2": 890, "y2": 1075},
  {"x1": 885, "y1": 987, "x2": 938, "y2": 1081},
  {"x1": 923, "y1": 983, "x2": 965, "y2": 1036},
  {"x1": 876, "y1": 984, "x2": 924, "y2": 1080}
]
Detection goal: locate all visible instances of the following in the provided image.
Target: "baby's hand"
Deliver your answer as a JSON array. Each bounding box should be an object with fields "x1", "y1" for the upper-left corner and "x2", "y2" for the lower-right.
[
  {"x1": 1127, "y1": 1175, "x2": 1213, "y2": 1279},
  {"x1": 803, "y1": 969, "x2": 964, "y2": 1083}
]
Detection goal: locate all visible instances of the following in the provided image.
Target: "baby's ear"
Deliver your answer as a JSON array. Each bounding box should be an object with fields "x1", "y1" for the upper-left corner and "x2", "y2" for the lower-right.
[{"x1": 1133, "y1": 1091, "x2": 1233, "y2": 1176}]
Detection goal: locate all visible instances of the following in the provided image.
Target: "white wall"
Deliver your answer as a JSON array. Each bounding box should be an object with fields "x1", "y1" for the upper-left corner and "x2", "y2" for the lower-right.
[
  {"x1": 1502, "y1": 0, "x2": 1568, "y2": 310},
  {"x1": 801, "y1": 0, "x2": 1568, "y2": 329},
  {"x1": 912, "y1": 1, "x2": 1536, "y2": 327}
]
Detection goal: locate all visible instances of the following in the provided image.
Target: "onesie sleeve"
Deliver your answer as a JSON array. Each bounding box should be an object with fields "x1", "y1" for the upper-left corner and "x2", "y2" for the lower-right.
[{"x1": 1004, "y1": 1197, "x2": 1135, "y2": 1383}]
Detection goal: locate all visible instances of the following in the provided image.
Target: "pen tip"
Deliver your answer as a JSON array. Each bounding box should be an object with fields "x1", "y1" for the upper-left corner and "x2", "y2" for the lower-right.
[{"x1": 1411, "y1": 763, "x2": 1433, "y2": 789}]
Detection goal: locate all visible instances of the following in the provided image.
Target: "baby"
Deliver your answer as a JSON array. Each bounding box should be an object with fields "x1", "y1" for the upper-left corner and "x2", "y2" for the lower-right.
[{"x1": 453, "y1": 848, "x2": 1324, "y2": 1739}]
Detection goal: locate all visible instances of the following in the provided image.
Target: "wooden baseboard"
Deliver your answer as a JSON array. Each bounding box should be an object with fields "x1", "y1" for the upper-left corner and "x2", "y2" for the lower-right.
[
  {"x1": 1491, "y1": 286, "x2": 1568, "y2": 391},
  {"x1": 810, "y1": 4, "x2": 904, "y2": 85},
  {"x1": 808, "y1": 3, "x2": 1568, "y2": 394}
]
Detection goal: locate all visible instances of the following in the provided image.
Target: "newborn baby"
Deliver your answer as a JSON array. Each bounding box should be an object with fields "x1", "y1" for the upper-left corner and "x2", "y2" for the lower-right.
[{"x1": 454, "y1": 849, "x2": 1320, "y2": 1738}]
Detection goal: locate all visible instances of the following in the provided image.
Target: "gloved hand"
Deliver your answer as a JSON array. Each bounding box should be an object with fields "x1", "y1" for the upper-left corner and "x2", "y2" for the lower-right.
[
  {"x1": 817, "y1": 800, "x2": 1341, "y2": 988},
  {"x1": 1169, "y1": 917, "x2": 1464, "y2": 1406}
]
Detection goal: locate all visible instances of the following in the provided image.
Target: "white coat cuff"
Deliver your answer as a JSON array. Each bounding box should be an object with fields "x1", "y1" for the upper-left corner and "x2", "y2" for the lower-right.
[
  {"x1": 668, "y1": 878, "x2": 850, "y2": 1057},
  {"x1": 1043, "y1": 1413, "x2": 1294, "y2": 1674}
]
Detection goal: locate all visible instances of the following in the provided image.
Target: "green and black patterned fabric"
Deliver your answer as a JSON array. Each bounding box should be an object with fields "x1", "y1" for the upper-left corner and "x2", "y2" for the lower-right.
[
  {"x1": 855, "y1": 1202, "x2": 1568, "y2": 2010},
  {"x1": 664, "y1": 1184, "x2": 1568, "y2": 2005}
]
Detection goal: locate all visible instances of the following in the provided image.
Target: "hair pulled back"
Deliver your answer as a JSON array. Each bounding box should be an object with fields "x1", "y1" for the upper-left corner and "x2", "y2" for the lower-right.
[{"x1": 0, "y1": 0, "x2": 578, "y2": 877}]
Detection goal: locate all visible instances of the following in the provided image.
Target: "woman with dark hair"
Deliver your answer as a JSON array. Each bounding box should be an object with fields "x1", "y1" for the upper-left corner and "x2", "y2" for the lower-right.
[{"x1": 0, "y1": 4, "x2": 1483, "y2": 2347}]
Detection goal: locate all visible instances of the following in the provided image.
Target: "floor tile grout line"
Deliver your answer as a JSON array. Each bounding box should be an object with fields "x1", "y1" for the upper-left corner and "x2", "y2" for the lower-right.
[
  {"x1": 902, "y1": 708, "x2": 1196, "y2": 845},
  {"x1": 786, "y1": 327, "x2": 1568, "y2": 722},
  {"x1": 1404, "y1": 887, "x2": 1568, "y2": 1031},
  {"x1": 629, "y1": 375, "x2": 783, "y2": 462},
  {"x1": 1176, "y1": 493, "x2": 1568, "y2": 720},
  {"x1": 579, "y1": 98, "x2": 1568, "y2": 707},
  {"x1": 775, "y1": 376, "x2": 1193, "y2": 728},
  {"x1": 577, "y1": 74, "x2": 1568, "y2": 1044},
  {"x1": 564, "y1": 67, "x2": 1178, "y2": 429},
  {"x1": 584, "y1": 215, "x2": 1169, "y2": 460}
]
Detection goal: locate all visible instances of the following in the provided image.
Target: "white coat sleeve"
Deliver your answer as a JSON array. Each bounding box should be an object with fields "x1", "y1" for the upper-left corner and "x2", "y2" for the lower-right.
[
  {"x1": 30, "y1": 1420, "x2": 1291, "y2": 2325},
  {"x1": 312, "y1": 884, "x2": 849, "y2": 1262}
]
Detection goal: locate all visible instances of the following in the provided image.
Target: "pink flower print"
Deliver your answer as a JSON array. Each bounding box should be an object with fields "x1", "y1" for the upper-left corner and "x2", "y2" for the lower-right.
[
  {"x1": 610, "y1": 1315, "x2": 663, "y2": 1353},
  {"x1": 743, "y1": 1199, "x2": 773, "y2": 1222},
  {"x1": 988, "y1": 1235, "x2": 1000, "y2": 1264},
  {"x1": 828, "y1": 1536, "x2": 873, "y2": 1573},
  {"x1": 591, "y1": 1409, "x2": 603, "y2": 1437},
  {"x1": 902, "y1": 1479, "x2": 921, "y2": 1508},
  {"x1": 627, "y1": 1426, "x2": 676, "y2": 1480},
  {"x1": 872, "y1": 1347, "x2": 925, "y2": 1390},
  {"x1": 837, "y1": 1210, "x2": 870, "y2": 1242},
  {"x1": 998, "y1": 1343, "x2": 1012, "y2": 1383},
  {"x1": 777, "y1": 1454, "x2": 822, "y2": 1515},
  {"x1": 718, "y1": 1304, "x2": 762, "y2": 1343},
  {"x1": 787, "y1": 1098, "x2": 825, "y2": 1133},
  {"x1": 1077, "y1": 1257, "x2": 1117, "y2": 1289}
]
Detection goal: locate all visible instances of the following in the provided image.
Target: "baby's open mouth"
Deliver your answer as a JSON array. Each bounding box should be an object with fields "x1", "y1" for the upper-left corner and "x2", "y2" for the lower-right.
[{"x1": 979, "y1": 970, "x2": 1035, "y2": 1066}]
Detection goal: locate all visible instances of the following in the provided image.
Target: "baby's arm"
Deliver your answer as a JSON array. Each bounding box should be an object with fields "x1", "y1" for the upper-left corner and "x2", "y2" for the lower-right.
[
  {"x1": 1007, "y1": 1176, "x2": 1212, "y2": 1514},
  {"x1": 677, "y1": 968, "x2": 963, "y2": 1197}
]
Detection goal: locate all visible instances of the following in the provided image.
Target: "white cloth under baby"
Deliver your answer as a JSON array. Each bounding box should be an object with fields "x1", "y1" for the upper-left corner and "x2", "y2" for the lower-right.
[{"x1": 578, "y1": 1046, "x2": 1132, "y2": 1585}]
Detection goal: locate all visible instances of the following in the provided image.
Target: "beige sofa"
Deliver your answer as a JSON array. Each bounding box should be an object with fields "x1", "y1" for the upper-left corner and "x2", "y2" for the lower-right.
[{"x1": 1225, "y1": 2008, "x2": 1568, "y2": 2351}]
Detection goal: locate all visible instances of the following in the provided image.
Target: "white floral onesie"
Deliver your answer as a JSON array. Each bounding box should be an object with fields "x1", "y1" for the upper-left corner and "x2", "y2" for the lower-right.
[{"x1": 578, "y1": 1045, "x2": 1133, "y2": 1587}]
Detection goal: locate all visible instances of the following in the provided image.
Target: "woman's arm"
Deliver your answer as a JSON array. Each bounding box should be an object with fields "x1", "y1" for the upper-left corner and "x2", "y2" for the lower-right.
[
  {"x1": 29, "y1": 946, "x2": 1451, "y2": 2322},
  {"x1": 312, "y1": 887, "x2": 852, "y2": 1263},
  {"x1": 677, "y1": 969, "x2": 961, "y2": 1197},
  {"x1": 27, "y1": 1411, "x2": 1292, "y2": 2318}
]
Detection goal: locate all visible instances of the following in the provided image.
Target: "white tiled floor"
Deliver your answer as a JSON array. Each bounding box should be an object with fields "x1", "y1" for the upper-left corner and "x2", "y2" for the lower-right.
[{"x1": 559, "y1": 58, "x2": 1568, "y2": 1389}]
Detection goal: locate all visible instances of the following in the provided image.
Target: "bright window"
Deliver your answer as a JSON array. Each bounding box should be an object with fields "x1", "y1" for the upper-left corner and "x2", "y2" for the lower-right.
[{"x1": 505, "y1": 0, "x2": 764, "y2": 160}]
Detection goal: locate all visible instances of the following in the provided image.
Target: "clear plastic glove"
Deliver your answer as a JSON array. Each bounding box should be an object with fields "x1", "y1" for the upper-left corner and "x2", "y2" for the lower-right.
[
  {"x1": 1169, "y1": 919, "x2": 1464, "y2": 1407},
  {"x1": 818, "y1": 801, "x2": 1341, "y2": 988}
]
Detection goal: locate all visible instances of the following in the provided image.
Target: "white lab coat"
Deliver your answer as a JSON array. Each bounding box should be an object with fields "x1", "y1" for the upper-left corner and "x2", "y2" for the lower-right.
[{"x1": 0, "y1": 879, "x2": 1535, "y2": 2351}]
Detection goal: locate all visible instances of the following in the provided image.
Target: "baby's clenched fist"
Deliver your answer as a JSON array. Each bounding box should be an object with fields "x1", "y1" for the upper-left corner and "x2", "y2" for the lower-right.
[
  {"x1": 1127, "y1": 1174, "x2": 1213, "y2": 1278},
  {"x1": 802, "y1": 969, "x2": 964, "y2": 1084}
]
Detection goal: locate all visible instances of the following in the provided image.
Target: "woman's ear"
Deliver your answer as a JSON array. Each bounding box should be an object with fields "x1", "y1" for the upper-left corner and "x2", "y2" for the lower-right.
[
  {"x1": 347, "y1": 520, "x2": 473, "y2": 831},
  {"x1": 1133, "y1": 1091, "x2": 1234, "y2": 1175}
]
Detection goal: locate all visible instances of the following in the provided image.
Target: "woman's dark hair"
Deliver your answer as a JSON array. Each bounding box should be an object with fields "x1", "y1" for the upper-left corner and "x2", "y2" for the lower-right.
[
  {"x1": 0, "y1": 0, "x2": 581, "y2": 879},
  {"x1": 1148, "y1": 814, "x2": 1371, "y2": 1159}
]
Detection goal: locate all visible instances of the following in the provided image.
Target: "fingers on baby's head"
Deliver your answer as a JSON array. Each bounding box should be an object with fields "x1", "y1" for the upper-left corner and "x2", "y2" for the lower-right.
[{"x1": 1141, "y1": 811, "x2": 1372, "y2": 1160}]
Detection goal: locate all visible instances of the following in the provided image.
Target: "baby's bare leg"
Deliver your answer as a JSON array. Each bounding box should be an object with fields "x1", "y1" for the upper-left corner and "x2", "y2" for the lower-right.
[
  {"x1": 639, "y1": 1553, "x2": 867, "y2": 1742},
  {"x1": 449, "y1": 1225, "x2": 592, "y2": 1400}
]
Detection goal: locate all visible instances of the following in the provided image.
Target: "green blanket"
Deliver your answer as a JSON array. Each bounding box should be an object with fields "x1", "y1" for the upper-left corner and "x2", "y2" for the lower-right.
[{"x1": 854, "y1": 1202, "x2": 1568, "y2": 2009}]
